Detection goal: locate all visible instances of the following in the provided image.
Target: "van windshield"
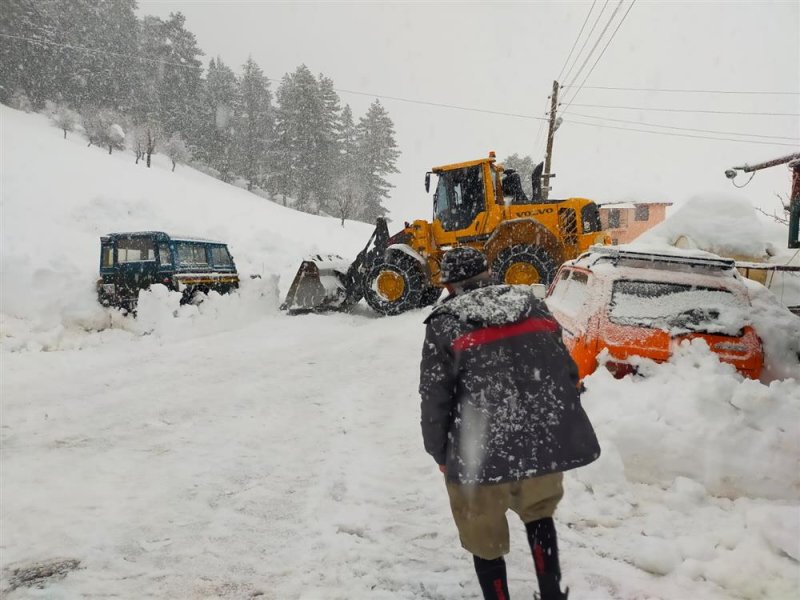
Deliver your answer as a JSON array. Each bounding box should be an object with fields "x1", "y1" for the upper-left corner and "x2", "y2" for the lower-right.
[{"x1": 609, "y1": 280, "x2": 748, "y2": 335}]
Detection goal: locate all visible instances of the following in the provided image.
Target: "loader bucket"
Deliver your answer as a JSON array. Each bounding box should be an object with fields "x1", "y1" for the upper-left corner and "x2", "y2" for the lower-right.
[{"x1": 281, "y1": 255, "x2": 353, "y2": 313}]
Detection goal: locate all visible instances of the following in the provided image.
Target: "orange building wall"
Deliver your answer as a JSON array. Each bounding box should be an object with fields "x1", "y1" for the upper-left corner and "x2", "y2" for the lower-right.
[{"x1": 599, "y1": 203, "x2": 670, "y2": 244}]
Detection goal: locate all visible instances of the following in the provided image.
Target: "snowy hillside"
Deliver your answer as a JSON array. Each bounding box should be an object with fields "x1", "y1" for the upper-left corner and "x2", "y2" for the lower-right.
[
  {"x1": 2, "y1": 105, "x2": 799, "y2": 599},
  {"x1": 1, "y1": 105, "x2": 374, "y2": 347}
]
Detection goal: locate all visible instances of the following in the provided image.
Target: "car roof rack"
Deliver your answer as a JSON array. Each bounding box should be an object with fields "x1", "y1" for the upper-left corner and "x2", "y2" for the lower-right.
[{"x1": 581, "y1": 245, "x2": 737, "y2": 271}]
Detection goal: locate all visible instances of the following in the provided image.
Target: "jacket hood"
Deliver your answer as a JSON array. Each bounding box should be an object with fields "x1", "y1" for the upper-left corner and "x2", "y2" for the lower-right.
[{"x1": 428, "y1": 284, "x2": 538, "y2": 326}]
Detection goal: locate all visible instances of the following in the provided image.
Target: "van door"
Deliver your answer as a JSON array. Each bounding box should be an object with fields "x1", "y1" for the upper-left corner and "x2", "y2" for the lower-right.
[{"x1": 115, "y1": 236, "x2": 158, "y2": 301}]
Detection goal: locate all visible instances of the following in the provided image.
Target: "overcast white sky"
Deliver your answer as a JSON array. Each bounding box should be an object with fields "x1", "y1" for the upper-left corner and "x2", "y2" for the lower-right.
[{"x1": 139, "y1": 0, "x2": 799, "y2": 228}]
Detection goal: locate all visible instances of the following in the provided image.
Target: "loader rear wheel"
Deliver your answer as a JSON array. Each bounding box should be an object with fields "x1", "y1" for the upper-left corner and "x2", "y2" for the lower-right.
[
  {"x1": 492, "y1": 244, "x2": 557, "y2": 286},
  {"x1": 364, "y1": 254, "x2": 425, "y2": 316}
]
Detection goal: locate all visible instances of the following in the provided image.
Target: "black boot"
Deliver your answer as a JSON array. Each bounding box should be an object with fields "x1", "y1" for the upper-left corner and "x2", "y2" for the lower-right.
[
  {"x1": 525, "y1": 517, "x2": 568, "y2": 600},
  {"x1": 473, "y1": 555, "x2": 510, "y2": 600}
]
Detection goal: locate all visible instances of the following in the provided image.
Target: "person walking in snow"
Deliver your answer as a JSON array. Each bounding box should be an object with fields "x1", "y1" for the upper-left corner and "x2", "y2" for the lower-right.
[{"x1": 419, "y1": 247, "x2": 600, "y2": 600}]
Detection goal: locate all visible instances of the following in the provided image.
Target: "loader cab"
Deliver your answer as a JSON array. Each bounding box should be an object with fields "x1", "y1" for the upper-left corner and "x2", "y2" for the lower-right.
[{"x1": 432, "y1": 161, "x2": 493, "y2": 232}]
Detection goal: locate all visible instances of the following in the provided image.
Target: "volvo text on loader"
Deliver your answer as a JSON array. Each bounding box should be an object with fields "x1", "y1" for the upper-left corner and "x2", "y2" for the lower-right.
[{"x1": 282, "y1": 152, "x2": 607, "y2": 316}]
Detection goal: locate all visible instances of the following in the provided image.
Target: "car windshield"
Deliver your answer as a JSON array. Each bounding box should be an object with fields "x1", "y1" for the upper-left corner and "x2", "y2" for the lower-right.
[{"x1": 609, "y1": 280, "x2": 748, "y2": 335}]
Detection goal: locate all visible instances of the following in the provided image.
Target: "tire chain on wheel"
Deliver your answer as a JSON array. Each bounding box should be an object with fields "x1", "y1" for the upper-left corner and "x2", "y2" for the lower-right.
[
  {"x1": 492, "y1": 244, "x2": 557, "y2": 286},
  {"x1": 363, "y1": 253, "x2": 426, "y2": 316}
]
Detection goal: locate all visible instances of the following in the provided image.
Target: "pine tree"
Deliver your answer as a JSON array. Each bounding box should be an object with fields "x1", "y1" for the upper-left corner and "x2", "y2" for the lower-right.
[
  {"x1": 355, "y1": 100, "x2": 399, "y2": 222},
  {"x1": 201, "y1": 57, "x2": 239, "y2": 181},
  {"x1": 274, "y1": 65, "x2": 326, "y2": 212},
  {"x1": 331, "y1": 104, "x2": 362, "y2": 225},
  {"x1": 235, "y1": 56, "x2": 273, "y2": 191},
  {"x1": 135, "y1": 13, "x2": 203, "y2": 138},
  {"x1": 0, "y1": 0, "x2": 59, "y2": 107},
  {"x1": 313, "y1": 74, "x2": 343, "y2": 214}
]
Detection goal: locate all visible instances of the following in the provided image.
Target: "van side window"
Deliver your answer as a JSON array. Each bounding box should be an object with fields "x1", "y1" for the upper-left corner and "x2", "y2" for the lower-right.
[
  {"x1": 211, "y1": 246, "x2": 232, "y2": 266},
  {"x1": 101, "y1": 246, "x2": 113, "y2": 267},
  {"x1": 177, "y1": 243, "x2": 208, "y2": 266},
  {"x1": 159, "y1": 244, "x2": 172, "y2": 266}
]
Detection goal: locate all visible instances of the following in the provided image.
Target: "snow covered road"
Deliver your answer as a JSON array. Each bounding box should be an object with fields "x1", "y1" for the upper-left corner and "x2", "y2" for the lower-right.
[{"x1": 2, "y1": 305, "x2": 798, "y2": 599}]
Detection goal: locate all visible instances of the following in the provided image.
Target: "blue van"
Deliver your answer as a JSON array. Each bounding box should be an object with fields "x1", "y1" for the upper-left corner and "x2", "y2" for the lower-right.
[{"x1": 97, "y1": 231, "x2": 239, "y2": 311}]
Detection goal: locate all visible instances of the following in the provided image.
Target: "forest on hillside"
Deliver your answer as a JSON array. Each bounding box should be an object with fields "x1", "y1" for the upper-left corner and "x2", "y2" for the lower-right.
[{"x1": 0, "y1": 0, "x2": 400, "y2": 223}]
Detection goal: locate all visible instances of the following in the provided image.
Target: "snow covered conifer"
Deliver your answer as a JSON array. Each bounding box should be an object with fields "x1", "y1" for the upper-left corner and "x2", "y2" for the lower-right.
[
  {"x1": 235, "y1": 57, "x2": 274, "y2": 191},
  {"x1": 355, "y1": 100, "x2": 399, "y2": 222},
  {"x1": 274, "y1": 65, "x2": 325, "y2": 213},
  {"x1": 201, "y1": 57, "x2": 239, "y2": 182}
]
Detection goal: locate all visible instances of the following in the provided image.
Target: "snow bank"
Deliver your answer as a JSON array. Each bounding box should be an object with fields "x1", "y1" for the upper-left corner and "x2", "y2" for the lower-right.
[
  {"x1": 581, "y1": 340, "x2": 800, "y2": 501},
  {"x1": 637, "y1": 193, "x2": 778, "y2": 259},
  {"x1": 0, "y1": 105, "x2": 374, "y2": 349}
]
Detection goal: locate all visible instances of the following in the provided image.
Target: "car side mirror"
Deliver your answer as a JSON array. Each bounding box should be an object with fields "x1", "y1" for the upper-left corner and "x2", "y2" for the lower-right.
[
  {"x1": 531, "y1": 283, "x2": 547, "y2": 299},
  {"x1": 425, "y1": 172, "x2": 431, "y2": 193}
]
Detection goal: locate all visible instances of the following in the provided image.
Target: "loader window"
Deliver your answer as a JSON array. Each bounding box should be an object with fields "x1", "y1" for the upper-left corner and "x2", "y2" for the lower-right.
[{"x1": 433, "y1": 165, "x2": 485, "y2": 231}]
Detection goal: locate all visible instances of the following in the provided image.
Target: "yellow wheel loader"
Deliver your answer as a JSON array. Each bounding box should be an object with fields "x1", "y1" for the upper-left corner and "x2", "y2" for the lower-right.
[{"x1": 282, "y1": 152, "x2": 607, "y2": 316}]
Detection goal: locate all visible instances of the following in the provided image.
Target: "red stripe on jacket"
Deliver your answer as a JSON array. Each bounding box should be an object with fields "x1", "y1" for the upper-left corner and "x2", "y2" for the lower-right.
[{"x1": 452, "y1": 317, "x2": 559, "y2": 352}]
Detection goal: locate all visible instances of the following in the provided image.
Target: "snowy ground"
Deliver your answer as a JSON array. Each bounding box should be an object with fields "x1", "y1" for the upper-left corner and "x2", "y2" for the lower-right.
[{"x1": 2, "y1": 106, "x2": 800, "y2": 599}]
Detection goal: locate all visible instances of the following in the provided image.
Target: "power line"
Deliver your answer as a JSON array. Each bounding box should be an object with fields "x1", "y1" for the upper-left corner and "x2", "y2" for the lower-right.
[
  {"x1": 561, "y1": 0, "x2": 610, "y2": 87},
  {"x1": 562, "y1": 0, "x2": 625, "y2": 95},
  {"x1": 333, "y1": 87, "x2": 549, "y2": 121},
  {"x1": 563, "y1": 85, "x2": 800, "y2": 95},
  {"x1": 568, "y1": 102, "x2": 800, "y2": 116},
  {"x1": 564, "y1": 117, "x2": 799, "y2": 146},
  {"x1": 565, "y1": 111, "x2": 800, "y2": 141},
  {"x1": 556, "y1": 1, "x2": 597, "y2": 83},
  {"x1": 561, "y1": 0, "x2": 637, "y2": 112}
]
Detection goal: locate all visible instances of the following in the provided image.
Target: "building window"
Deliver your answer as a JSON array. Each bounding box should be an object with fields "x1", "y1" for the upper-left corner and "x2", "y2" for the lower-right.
[
  {"x1": 635, "y1": 204, "x2": 650, "y2": 221},
  {"x1": 608, "y1": 209, "x2": 621, "y2": 228}
]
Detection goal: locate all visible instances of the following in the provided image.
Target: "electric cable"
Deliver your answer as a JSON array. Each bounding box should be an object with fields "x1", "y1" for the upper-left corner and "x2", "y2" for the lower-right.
[
  {"x1": 567, "y1": 102, "x2": 800, "y2": 116},
  {"x1": 563, "y1": 117, "x2": 799, "y2": 146},
  {"x1": 563, "y1": 111, "x2": 800, "y2": 141},
  {"x1": 563, "y1": 85, "x2": 800, "y2": 95},
  {"x1": 561, "y1": 0, "x2": 637, "y2": 112},
  {"x1": 561, "y1": 0, "x2": 610, "y2": 87},
  {"x1": 556, "y1": 1, "x2": 597, "y2": 83},
  {"x1": 562, "y1": 0, "x2": 625, "y2": 96}
]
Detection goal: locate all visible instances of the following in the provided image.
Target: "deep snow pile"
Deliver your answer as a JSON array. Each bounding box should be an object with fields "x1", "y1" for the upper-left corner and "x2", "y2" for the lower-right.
[
  {"x1": 0, "y1": 105, "x2": 374, "y2": 349},
  {"x1": 635, "y1": 193, "x2": 800, "y2": 309},
  {"x1": 2, "y1": 105, "x2": 799, "y2": 599}
]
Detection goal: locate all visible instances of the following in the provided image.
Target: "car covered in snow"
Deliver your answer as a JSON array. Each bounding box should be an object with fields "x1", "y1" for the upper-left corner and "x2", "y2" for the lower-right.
[
  {"x1": 97, "y1": 231, "x2": 239, "y2": 311},
  {"x1": 545, "y1": 246, "x2": 764, "y2": 380}
]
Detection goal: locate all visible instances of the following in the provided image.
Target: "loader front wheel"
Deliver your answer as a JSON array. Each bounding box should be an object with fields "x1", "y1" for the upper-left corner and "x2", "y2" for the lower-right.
[
  {"x1": 492, "y1": 244, "x2": 557, "y2": 286},
  {"x1": 364, "y1": 254, "x2": 425, "y2": 316}
]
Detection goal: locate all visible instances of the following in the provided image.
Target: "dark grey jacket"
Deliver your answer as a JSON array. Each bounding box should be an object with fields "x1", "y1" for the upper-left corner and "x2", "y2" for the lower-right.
[{"x1": 419, "y1": 284, "x2": 600, "y2": 484}]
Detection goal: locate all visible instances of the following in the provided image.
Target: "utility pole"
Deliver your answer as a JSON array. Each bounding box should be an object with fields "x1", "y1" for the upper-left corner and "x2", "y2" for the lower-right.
[
  {"x1": 542, "y1": 80, "x2": 560, "y2": 200},
  {"x1": 725, "y1": 152, "x2": 800, "y2": 249}
]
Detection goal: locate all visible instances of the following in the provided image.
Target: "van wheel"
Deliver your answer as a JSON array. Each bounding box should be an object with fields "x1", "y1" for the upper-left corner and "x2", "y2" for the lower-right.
[
  {"x1": 492, "y1": 244, "x2": 557, "y2": 286},
  {"x1": 363, "y1": 253, "x2": 425, "y2": 316}
]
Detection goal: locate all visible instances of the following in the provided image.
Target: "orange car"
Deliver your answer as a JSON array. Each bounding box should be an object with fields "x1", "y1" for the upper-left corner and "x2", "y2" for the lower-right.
[{"x1": 545, "y1": 247, "x2": 764, "y2": 380}]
